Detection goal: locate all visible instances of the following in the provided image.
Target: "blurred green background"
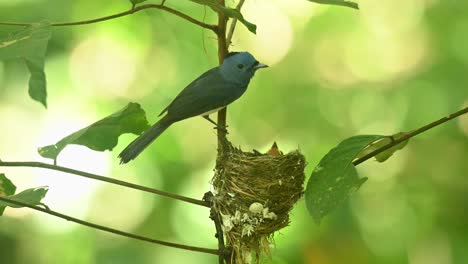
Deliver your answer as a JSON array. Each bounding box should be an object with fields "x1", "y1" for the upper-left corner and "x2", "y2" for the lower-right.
[{"x1": 1, "y1": 0, "x2": 467, "y2": 263}]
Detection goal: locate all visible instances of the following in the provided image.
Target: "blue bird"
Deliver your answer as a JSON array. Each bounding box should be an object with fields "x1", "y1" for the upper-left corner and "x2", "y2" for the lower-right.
[{"x1": 119, "y1": 51, "x2": 268, "y2": 164}]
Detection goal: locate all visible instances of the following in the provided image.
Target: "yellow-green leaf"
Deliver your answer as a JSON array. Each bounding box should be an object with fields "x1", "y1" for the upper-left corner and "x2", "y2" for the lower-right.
[
  {"x1": 0, "y1": 173, "x2": 17, "y2": 216},
  {"x1": 0, "y1": 187, "x2": 48, "y2": 209},
  {"x1": 307, "y1": 0, "x2": 359, "y2": 9},
  {"x1": 0, "y1": 22, "x2": 51, "y2": 107},
  {"x1": 38, "y1": 103, "x2": 150, "y2": 161}
]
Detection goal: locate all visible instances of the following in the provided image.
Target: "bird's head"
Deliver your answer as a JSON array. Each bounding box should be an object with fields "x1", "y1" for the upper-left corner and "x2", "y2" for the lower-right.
[{"x1": 220, "y1": 52, "x2": 268, "y2": 84}]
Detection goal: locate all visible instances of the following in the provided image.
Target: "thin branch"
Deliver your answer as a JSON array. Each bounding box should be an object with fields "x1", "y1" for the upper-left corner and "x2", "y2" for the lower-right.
[
  {"x1": 353, "y1": 106, "x2": 468, "y2": 166},
  {"x1": 212, "y1": 208, "x2": 229, "y2": 264},
  {"x1": 226, "y1": 0, "x2": 246, "y2": 48},
  {"x1": 0, "y1": 4, "x2": 218, "y2": 32},
  {"x1": 0, "y1": 161, "x2": 210, "y2": 207},
  {"x1": 204, "y1": 192, "x2": 231, "y2": 264},
  {"x1": 0, "y1": 197, "x2": 219, "y2": 255}
]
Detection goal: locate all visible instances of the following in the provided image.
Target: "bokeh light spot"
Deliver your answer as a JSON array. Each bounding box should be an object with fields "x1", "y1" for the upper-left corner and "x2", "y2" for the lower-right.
[
  {"x1": 87, "y1": 170, "x2": 154, "y2": 235},
  {"x1": 171, "y1": 166, "x2": 216, "y2": 246},
  {"x1": 69, "y1": 34, "x2": 138, "y2": 97},
  {"x1": 409, "y1": 233, "x2": 452, "y2": 264},
  {"x1": 345, "y1": 28, "x2": 429, "y2": 83},
  {"x1": 451, "y1": 18, "x2": 468, "y2": 64},
  {"x1": 349, "y1": 91, "x2": 389, "y2": 129},
  {"x1": 233, "y1": 0, "x2": 294, "y2": 66},
  {"x1": 359, "y1": 0, "x2": 426, "y2": 36},
  {"x1": 352, "y1": 189, "x2": 417, "y2": 256},
  {"x1": 272, "y1": 0, "x2": 320, "y2": 30},
  {"x1": 312, "y1": 36, "x2": 359, "y2": 86},
  {"x1": 32, "y1": 105, "x2": 111, "y2": 232}
]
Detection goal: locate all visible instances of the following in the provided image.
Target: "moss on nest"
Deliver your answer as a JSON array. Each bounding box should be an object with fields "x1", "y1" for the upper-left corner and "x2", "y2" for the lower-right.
[{"x1": 212, "y1": 140, "x2": 306, "y2": 264}]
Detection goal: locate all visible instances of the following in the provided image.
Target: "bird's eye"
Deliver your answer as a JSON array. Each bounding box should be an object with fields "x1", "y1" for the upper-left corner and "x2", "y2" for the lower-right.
[{"x1": 237, "y1": 64, "x2": 244, "y2": 69}]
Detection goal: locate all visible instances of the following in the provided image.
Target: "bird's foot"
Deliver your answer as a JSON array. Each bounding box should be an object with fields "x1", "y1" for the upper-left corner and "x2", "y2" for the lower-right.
[
  {"x1": 214, "y1": 125, "x2": 229, "y2": 134},
  {"x1": 202, "y1": 115, "x2": 229, "y2": 134}
]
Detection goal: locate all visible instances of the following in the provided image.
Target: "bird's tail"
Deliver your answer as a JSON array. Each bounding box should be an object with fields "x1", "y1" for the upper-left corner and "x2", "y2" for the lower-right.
[{"x1": 119, "y1": 117, "x2": 172, "y2": 164}]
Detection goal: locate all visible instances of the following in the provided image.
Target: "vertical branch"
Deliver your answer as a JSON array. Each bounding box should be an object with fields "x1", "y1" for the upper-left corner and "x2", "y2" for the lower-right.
[
  {"x1": 217, "y1": 0, "x2": 229, "y2": 147},
  {"x1": 213, "y1": 3, "x2": 232, "y2": 264},
  {"x1": 216, "y1": 1, "x2": 229, "y2": 63},
  {"x1": 205, "y1": 192, "x2": 230, "y2": 264}
]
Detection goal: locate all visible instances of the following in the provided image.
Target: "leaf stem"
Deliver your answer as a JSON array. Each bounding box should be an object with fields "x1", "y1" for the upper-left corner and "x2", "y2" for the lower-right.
[
  {"x1": 0, "y1": 196, "x2": 218, "y2": 255},
  {"x1": 0, "y1": 161, "x2": 210, "y2": 207},
  {"x1": 353, "y1": 106, "x2": 468, "y2": 166},
  {"x1": 0, "y1": 4, "x2": 218, "y2": 32},
  {"x1": 226, "y1": 0, "x2": 246, "y2": 49}
]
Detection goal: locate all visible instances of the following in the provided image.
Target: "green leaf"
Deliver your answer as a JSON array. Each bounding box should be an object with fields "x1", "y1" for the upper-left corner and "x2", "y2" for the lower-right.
[
  {"x1": 0, "y1": 174, "x2": 16, "y2": 197},
  {"x1": 38, "y1": 102, "x2": 150, "y2": 160},
  {"x1": 305, "y1": 135, "x2": 383, "y2": 224},
  {"x1": 307, "y1": 0, "x2": 359, "y2": 9},
  {"x1": 0, "y1": 187, "x2": 48, "y2": 209},
  {"x1": 129, "y1": 0, "x2": 148, "y2": 6},
  {"x1": 0, "y1": 174, "x2": 17, "y2": 216},
  {"x1": 0, "y1": 22, "x2": 52, "y2": 107},
  {"x1": 189, "y1": 0, "x2": 257, "y2": 33}
]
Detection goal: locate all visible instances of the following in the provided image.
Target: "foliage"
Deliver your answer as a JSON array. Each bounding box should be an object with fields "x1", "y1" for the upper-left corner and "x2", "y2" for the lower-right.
[
  {"x1": 0, "y1": 187, "x2": 49, "y2": 209},
  {"x1": 307, "y1": 0, "x2": 358, "y2": 9},
  {"x1": 38, "y1": 103, "x2": 149, "y2": 161},
  {"x1": 0, "y1": 22, "x2": 51, "y2": 107},
  {"x1": 305, "y1": 135, "x2": 382, "y2": 223},
  {"x1": 0, "y1": 174, "x2": 16, "y2": 215}
]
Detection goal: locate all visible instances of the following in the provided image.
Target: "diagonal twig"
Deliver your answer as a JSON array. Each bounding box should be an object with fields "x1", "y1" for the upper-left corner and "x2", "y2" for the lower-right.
[
  {"x1": 0, "y1": 4, "x2": 218, "y2": 32},
  {"x1": 0, "y1": 161, "x2": 210, "y2": 207},
  {"x1": 353, "y1": 106, "x2": 468, "y2": 166},
  {"x1": 0, "y1": 196, "x2": 218, "y2": 255}
]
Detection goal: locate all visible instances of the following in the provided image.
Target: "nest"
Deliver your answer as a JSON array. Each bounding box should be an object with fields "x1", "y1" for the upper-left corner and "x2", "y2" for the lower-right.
[{"x1": 211, "y1": 140, "x2": 306, "y2": 264}]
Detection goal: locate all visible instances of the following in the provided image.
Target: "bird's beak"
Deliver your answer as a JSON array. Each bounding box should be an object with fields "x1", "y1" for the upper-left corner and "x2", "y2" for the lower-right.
[{"x1": 254, "y1": 63, "x2": 269, "y2": 70}]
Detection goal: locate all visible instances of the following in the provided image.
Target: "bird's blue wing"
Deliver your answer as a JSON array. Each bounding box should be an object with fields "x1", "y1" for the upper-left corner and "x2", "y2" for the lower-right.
[
  {"x1": 160, "y1": 68, "x2": 246, "y2": 121},
  {"x1": 158, "y1": 68, "x2": 217, "y2": 116}
]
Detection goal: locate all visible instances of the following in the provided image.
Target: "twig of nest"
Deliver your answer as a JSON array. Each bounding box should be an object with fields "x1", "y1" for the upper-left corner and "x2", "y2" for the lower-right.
[{"x1": 211, "y1": 140, "x2": 306, "y2": 264}]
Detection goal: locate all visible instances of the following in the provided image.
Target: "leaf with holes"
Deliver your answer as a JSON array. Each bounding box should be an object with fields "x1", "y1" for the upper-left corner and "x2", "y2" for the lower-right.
[
  {"x1": 0, "y1": 22, "x2": 51, "y2": 107},
  {"x1": 0, "y1": 174, "x2": 17, "y2": 216},
  {"x1": 307, "y1": 0, "x2": 359, "y2": 9},
  {"x1": 0, "y1": 187, "x2": 48, "y2": 209},
  {"x1": 305, "y1": 135, "x2": 384, "y2": 223},
  {"x1": 189, "y1": 0, "x2": 256, "y2": 33},
  {"x1": 38, "y1": 103, "x2": 150, "y2": 161}
]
